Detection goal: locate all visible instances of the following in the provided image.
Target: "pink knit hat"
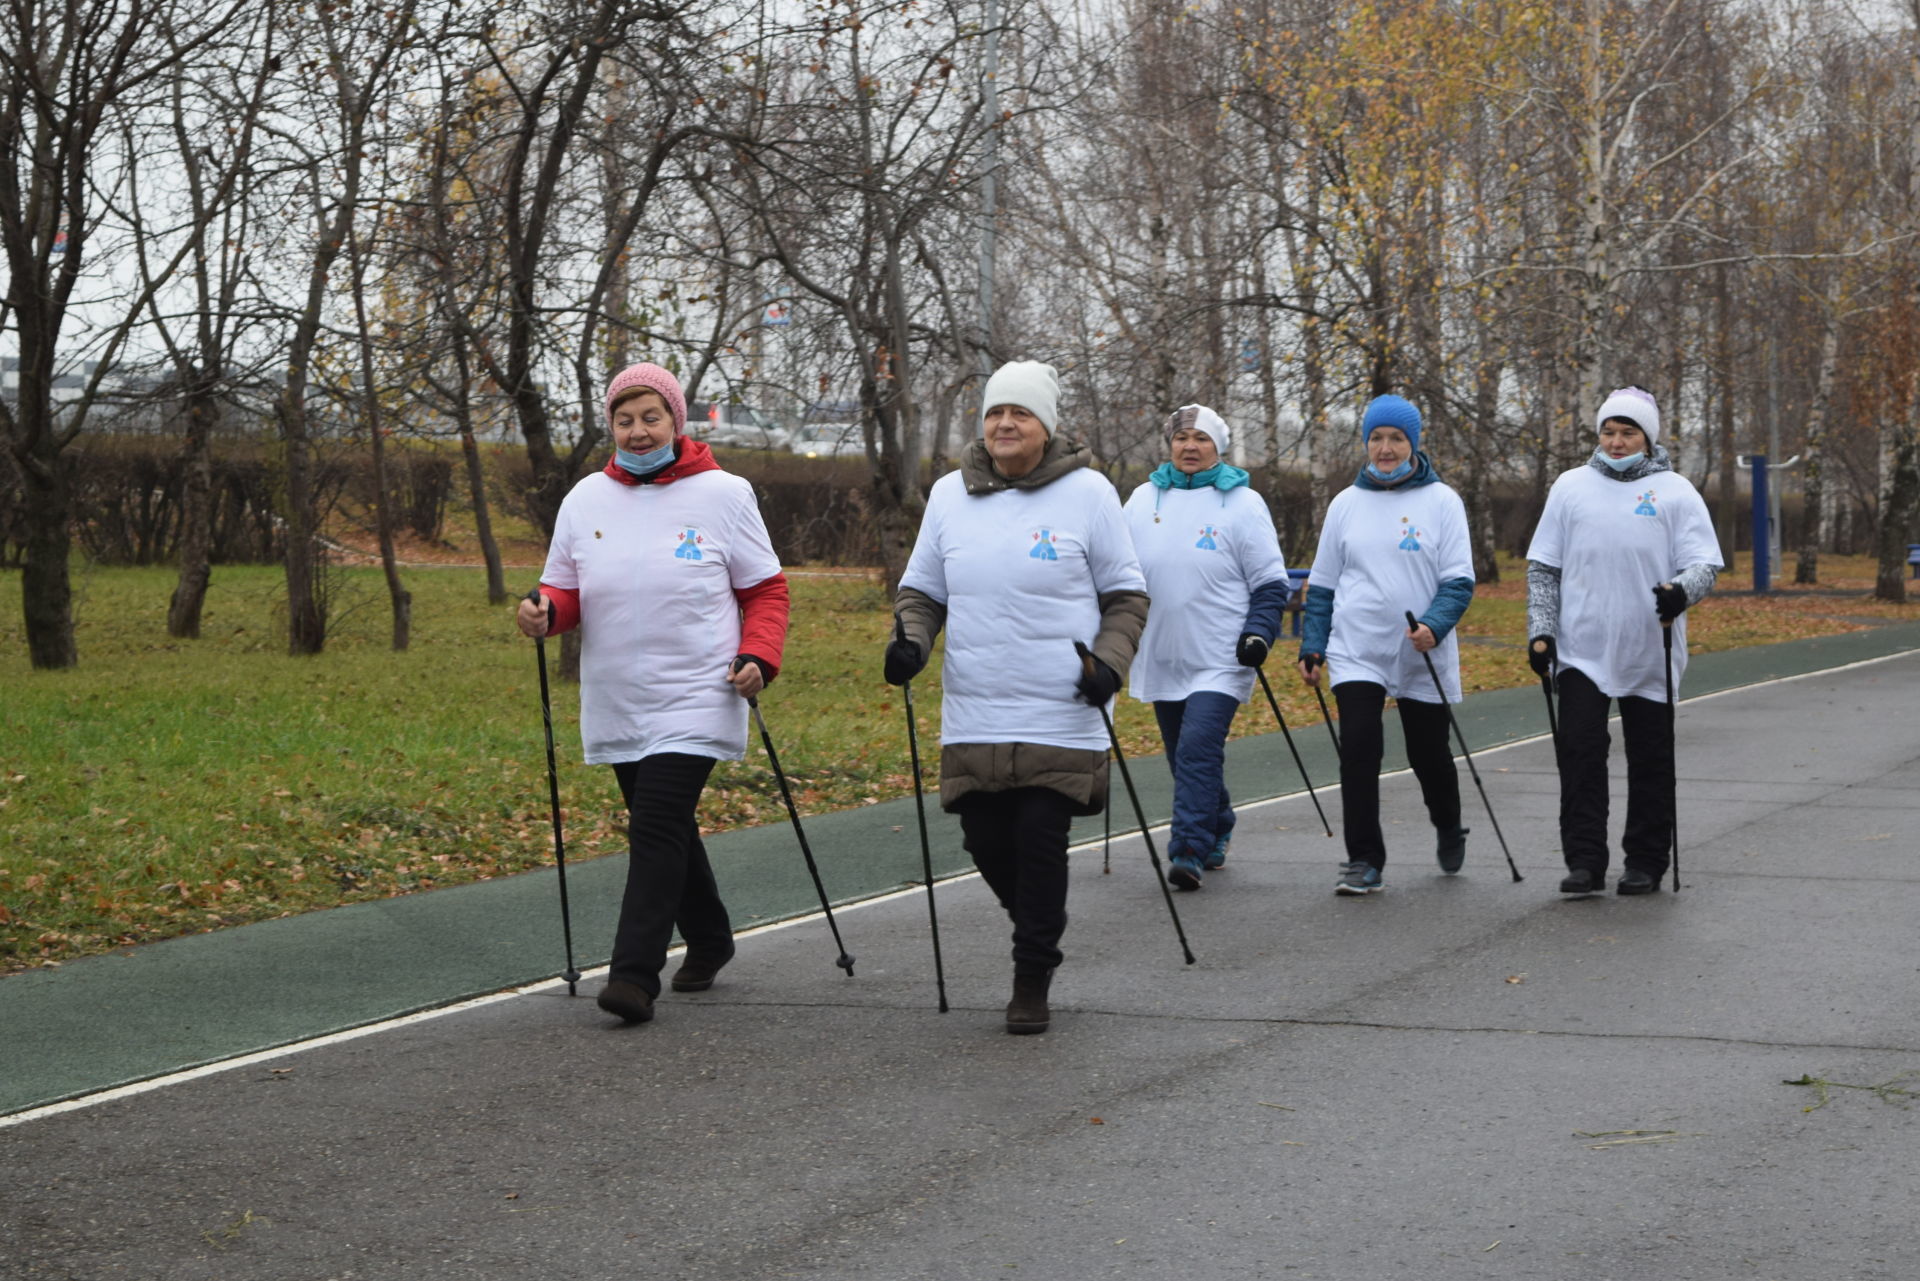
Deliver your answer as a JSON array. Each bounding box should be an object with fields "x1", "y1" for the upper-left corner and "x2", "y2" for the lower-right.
[{"x1": 604, "y1": 362, "x2": 687, "y2": 434}]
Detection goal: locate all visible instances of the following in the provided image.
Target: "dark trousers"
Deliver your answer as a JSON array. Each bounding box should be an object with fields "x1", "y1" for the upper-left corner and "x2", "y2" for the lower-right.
[
  {"x1": 956, "y1": 787, "x2": 1076, "y2": 976},
  {"x1": 608, "y1": 754, "x2": 732, "y2": 997},
  {"x1": 1332, "y1": 681, "x2": 1461, "y2": 868},
  {"x1": 1554, "y1": 666, "x2": 1674, "y2": 877},
  {"x1": 1152, "y1": 691, "x2": 1240, "y2": 860}
]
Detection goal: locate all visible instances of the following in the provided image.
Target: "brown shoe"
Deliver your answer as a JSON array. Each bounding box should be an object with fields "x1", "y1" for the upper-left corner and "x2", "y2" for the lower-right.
[
  {"x1": 596, "y1": 980, "x2": 655, "y2": 1023},
  {"x1": 670, "y1": 949, "x2": 734, "y2": 993},
  {"x1": 1005, "y1": 972, "x2": 1052, "y2": 1035}
]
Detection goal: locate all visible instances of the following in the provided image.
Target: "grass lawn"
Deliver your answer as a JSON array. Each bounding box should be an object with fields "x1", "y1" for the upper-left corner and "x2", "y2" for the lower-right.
[{"x1": 2, "y1": 550, "x2": 1912, "y2": 971}]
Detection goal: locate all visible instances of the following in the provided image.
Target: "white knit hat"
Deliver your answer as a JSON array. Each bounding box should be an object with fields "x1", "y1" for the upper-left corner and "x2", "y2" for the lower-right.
[
  {"x1": 1165, "y1": 404, "x2": 1231, "y2": 454},
  {"x1": 981, "y1": 360, "x2": 1061, "y2": 437},
  {"x1": 1596, "y1": 386, "x2": 1661, "y2": 446}
]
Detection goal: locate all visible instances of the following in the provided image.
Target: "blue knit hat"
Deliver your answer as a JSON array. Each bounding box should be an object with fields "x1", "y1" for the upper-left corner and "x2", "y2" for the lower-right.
[{"x1": 1362, "y1": 394, "x2": 1422, "y2": 453}]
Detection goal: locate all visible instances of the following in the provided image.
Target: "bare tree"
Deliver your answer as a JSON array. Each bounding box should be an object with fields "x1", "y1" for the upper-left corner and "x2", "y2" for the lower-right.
[{"x1": 0, "y1": 0, "x2": 250, "y2": 667}]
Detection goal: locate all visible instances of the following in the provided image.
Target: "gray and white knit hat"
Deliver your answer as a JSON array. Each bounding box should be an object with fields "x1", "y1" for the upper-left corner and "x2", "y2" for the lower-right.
[{"x1": 1164, "y1": 404, "x2": 1231, "y2": 454}]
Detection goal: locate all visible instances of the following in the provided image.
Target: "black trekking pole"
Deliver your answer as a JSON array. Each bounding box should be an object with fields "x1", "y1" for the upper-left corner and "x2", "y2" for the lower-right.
[
  {"x1": 1663, "y1": 619, "x2": 1682, "y2": 892},
  {"x1": 1404, "y1": 611, "x2": 1523, "y2": 883},
  {"x1": 1075, "y1": 642, "x2": 1196, "y2": 965},
  {"x1": 747, "y1": 688, "x2": 856, "y2": 976},
  {"x1": 895, "y1": 622, "x2": 949, "y2": 1011},
  {"x1": 1255, "y1": 667, "x2": 1333, "y2": 838},
  {"x1": 526, "y1": 588, "x2": 582, "y2": 996},
  {"x1": 1533, "y1": 641, "x2": 1559, "y2": 749},
  {"x1": 1102, "y1": 761, "x2": 1112, "y2": 874},
  {"x1": 1308, "y1": 670, "x2": 1342, "y2": 757}
]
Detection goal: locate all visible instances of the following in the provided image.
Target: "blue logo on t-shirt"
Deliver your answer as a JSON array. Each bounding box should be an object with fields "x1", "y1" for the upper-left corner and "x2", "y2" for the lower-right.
[
  {"x1": 1397, "y1": 517, "x2": 1422, "y2": 551},
  {"x1": 1029, "y1": 528, "x2": 1059, "y2": 560},
  {"x1": 1635, "y1": 491, "x2": 1658, "y2": 517},
  {"x1": 1195, "y1": 525, "x2": 1219, "y2": 550},
  {"x1": 674, "y1": 528, "x2": 704, "y2": 560}
]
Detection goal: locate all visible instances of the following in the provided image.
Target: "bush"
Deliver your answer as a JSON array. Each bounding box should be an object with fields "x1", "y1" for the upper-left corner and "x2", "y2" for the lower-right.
[{"x1": 58, "y1": 435, "x2": 352, "y2": 567}]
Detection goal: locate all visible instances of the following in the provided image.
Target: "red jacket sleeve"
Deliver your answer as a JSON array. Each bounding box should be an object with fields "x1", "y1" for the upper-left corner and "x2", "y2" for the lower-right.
[
  {"x1": 733, "y1": 572, "x2": 791, "y2": 680},
  {"x1": 538, "y1": 584, "x2": 581, "y2": 636}
]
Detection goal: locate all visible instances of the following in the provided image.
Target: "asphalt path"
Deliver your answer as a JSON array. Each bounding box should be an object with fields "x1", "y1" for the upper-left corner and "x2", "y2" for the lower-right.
[{"x1": 5, "y1": 636, "x2": 1920, "y2": 1279}]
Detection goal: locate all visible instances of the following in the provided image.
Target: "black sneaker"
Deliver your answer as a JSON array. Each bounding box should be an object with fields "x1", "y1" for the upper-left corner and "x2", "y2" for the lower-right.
[
  {"x1": 1617, "y1": 869, "x2": 1662, "y2": 896},
  {"x1": 1335, "y1": 861, "x2": 1383, "y2": 895},
  {"x1": 1167, "y1": 853, "x2": 1204, "y2": 891},
  {"x1": 1436, "y1": 826, "x2": 1469, "y2": 874},
  {"x1": 1558, "y1": 867, "x2": 1605, "y2": 896}
]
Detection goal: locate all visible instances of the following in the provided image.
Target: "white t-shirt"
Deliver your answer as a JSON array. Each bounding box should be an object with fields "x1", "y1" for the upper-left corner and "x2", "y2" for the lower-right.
[
  {"x1": 1307, "y1": 480, "x2": 1474, "y2": 702},
  {"x1": 540, "y1": 469, "x2": 783, "y2": 764},
  {"x1": 900, "y1": 467, "x2": 1147, "y2": 750},
  {"x1": 1122, "y1": 482, "x2": 1289, "y2": 703},
  {"x1": 1526, "y1": 465, "x2": 1722, "y2": 700}
]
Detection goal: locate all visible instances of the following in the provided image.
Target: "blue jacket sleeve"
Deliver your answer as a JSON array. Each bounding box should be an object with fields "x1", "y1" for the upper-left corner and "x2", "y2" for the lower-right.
[
  {"x1": 1418, "y1": 576, "x2": 1476, "y2": 643},
  {"x1": 1299, "y1": 584, "x2": 1335, "y2": 655},
  {"x1": 1241, "y1": 577, "x2": 1292, "y2": 644}
]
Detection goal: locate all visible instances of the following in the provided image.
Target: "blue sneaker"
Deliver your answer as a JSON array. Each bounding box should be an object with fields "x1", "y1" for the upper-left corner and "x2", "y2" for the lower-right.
[
  {"x1": 1168, "y1": 852, "x2": 1204, "y2": 891},
  {"x1": 1202, "y1": 836, "x2": 1230, "y2": 871},
  {"x1": 1335, "y1": 860, "x2": 1383, "y2": 895}
]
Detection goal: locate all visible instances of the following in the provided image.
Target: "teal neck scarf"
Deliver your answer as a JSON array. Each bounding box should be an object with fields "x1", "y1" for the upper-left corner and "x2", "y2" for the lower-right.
[{"x1": 1149, "y1": 460, "x2": 1250, "y2": 492}]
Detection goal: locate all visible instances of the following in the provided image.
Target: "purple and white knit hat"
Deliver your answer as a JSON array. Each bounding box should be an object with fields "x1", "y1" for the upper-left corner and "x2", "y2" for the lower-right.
[{"x1": 1596, "y1": 386, "x2": 1661, "y2": 445}]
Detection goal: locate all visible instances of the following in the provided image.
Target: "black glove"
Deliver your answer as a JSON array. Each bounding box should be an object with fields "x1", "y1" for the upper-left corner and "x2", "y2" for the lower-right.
[
  {"x1": 1652, "y1": 582, "x2": 1687, "y2": 622},
  {"x1": 1235, "y1": 633, "x2": 1270, "y2": 668},
  {"x1": 1075, "y1": 654, "x2": 1122, "y2": 705},
  {"x1": 1527, "y1": 635, "x2": 1556, "y2": 676},
  {"x1": 883, "y1": 637, "x2": 925, "y2": 686}
]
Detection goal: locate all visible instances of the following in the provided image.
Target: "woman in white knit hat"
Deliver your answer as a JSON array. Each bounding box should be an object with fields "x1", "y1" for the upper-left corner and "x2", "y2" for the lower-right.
[
  {"x1": 883, "y1": 360, "x2": 1149, "y2": 1035},
  {"x1": 1122, "y1": 404, "x2": 1290, "y2": 891},
  {"x1": 1525, "y1": 385, "x2": 1722, "y2": 896}
]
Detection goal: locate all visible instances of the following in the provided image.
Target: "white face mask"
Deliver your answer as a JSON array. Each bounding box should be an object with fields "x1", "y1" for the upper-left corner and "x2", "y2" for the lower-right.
[{"x1": 1600, "y1": 451, "x2": 1643, "y2": 473}]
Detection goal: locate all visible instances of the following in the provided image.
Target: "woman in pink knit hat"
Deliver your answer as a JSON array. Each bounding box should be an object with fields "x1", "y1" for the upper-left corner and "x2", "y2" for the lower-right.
[{"x1": 515, "y1": 362, "x2": 791, "y2": 1023}]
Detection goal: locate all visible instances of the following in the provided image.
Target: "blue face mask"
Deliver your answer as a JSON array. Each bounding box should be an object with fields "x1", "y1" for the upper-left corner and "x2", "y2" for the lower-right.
[
  {"x1": 1601, "y1": 451, "x2": 1643, "y2": 473},
  {"x1": 1367, "y1": 459, "x2": 1413, "y2": 483},
  {"x1": 615, "y1": 438, "x2": 677, "y2": 476}
]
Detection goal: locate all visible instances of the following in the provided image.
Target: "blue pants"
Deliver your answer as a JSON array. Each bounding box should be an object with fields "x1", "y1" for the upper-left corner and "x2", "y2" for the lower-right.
[{"x1": 1152, "y1": 691, "x2": 1241, "y2": 860}]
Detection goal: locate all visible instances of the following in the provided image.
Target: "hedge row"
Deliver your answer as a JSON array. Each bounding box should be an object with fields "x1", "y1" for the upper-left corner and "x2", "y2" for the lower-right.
[{"x1": 14, "y1": 433, "x2": 1770, "y2": 573}]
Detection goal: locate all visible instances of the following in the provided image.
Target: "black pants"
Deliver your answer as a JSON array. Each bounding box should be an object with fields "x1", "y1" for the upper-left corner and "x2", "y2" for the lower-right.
[
  {"x1": 1554, "y1": 666, "x2": 1673, "y2": 878},
  {"x1": 608, "y1": 754, "x2": 732, "y2": 997},
  {"x1": 1332, "y1": 681, "x2": 1461, "y2": 868},
  {"x1": 956, "y1": 787, "x2": 1076, "y2": 976}
]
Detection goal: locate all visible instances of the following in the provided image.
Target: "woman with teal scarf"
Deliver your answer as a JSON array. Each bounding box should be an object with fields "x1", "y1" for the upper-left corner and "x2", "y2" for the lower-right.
[{"x1": 1122, "y1": 405, "x2": 1292, "y2": 890}]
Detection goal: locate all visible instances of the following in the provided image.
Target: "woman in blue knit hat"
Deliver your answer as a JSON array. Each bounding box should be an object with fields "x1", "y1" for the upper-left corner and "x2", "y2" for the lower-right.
[{"x1": 1297, "y1": 394, "x2": 1476, "y2": 894}]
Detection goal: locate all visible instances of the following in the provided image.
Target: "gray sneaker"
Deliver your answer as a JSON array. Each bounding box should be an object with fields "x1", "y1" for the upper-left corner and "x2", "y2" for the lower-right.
[{"x1": 1335, "y1": 860, "x2": 1383, "y2": 895}]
